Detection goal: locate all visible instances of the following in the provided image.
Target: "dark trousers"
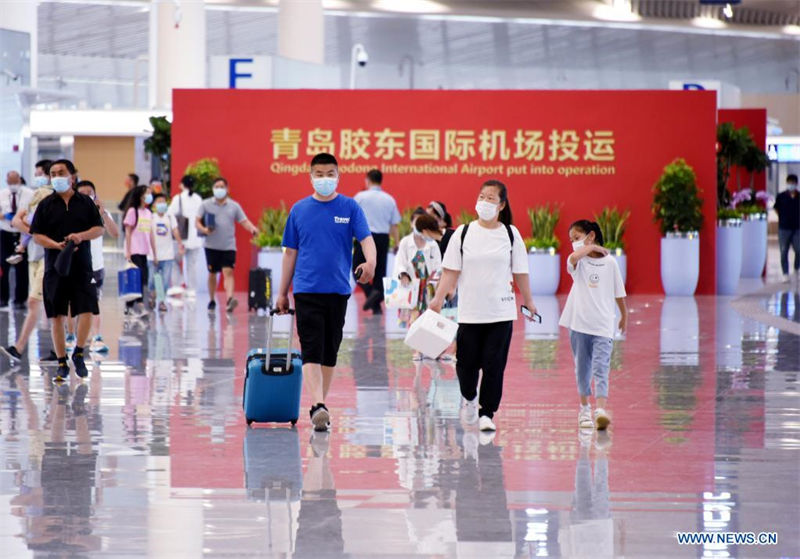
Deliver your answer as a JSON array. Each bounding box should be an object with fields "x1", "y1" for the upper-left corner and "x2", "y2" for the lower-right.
[
  {"x1": 0, "y1": 230, "x2": 28, "y2": 305},
  {"x1": 455, "y1": 321, "x2": 513, "y2": 418},
  {"x1": 126, "y1": 254, "x2": 149, "y2": 308},
  {"x1": 353, "y1": 233, "x2": 389, "y2": 311},
  {"x1": 778, "y1": 228, "x2": 800, "y2": 274}
]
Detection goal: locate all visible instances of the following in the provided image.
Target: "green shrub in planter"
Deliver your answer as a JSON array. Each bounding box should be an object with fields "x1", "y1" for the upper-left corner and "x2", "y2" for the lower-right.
[
  {"x1": 716, "y1": 207, "x2": 742, "y2": 221},
  {"x1": 253, "y1": 203, "x2": 289, "y2": 248},
  {"x1": 526, "y1": 204, "x2": 561, "y2": 251},
  {"x1": 652, "y1": 158, "x2": 704, "y2": 234},
  {"x1": 184, "y1": 157, "x2": 222, "y2": 200},
  {"x1": 594, "y1": 206, "x2": 630, "y2": 251}
]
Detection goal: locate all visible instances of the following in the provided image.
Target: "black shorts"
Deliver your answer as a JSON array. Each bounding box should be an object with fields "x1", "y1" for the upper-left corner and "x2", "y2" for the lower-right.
[
  {"x1": 294, "y1": 293, "x2": 349, "y2": 367},
  {"x1": 205, "y1": 248, "x2": 236, "y2": 273},
  {"x1": 43, "y1": 270, "x2": 100, "y2": 319}
]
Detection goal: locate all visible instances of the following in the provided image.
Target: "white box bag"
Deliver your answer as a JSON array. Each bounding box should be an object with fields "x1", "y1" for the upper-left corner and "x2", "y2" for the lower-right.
[
  {"x1": 383, "y1": 277, "x2": 420, "y2": 309},
  {"x1": 404, "y1": 310, "x2": 458, "y2": 359}
]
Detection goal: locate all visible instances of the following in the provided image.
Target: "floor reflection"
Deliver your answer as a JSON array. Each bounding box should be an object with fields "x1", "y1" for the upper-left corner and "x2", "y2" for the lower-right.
[{"x1": 0, "y1": 289, "x2": 799, "y2": 557}]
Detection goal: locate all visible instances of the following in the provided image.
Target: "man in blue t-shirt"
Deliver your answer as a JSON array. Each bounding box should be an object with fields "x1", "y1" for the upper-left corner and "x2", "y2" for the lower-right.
[{"x1": 276, "y1": 152, "x2": 376, "y2": 432}]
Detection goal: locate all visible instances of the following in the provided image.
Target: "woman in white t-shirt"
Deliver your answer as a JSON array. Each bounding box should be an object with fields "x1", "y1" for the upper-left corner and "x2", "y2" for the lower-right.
[
  {"x1": 429, "y1": 180, "x2": 538, "y2": 433},
  {"x1": 558, "y1": 220, "x2": 628, "y2": 431},
  {"x1": 393, "y1": 209, "x2": 442, "y2": 333}
]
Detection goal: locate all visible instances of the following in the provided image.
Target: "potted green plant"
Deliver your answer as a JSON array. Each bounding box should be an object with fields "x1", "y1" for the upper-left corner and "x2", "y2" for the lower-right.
[
  {"x1": 716, "y1": 206, "x2": 743, "y2": 294},
  {"x1": 526, "y1": 204, "x2": 561, "y2": 295},
  {"x1": 732, "y1": 187, "x2": 771, "y2": 278},
  {"x1": 652, "y1": 158, "x2": 704, "y2": 296},
  {"x1": 253, "y1": 203, "x2": 289, "y2": 291},
  {"x1": 143, "y1": 116, "x2": 171, "y2": 193},
  {"x1": 184, "y1": 157, "x2": 221, "y2": 199},
  {"x1": 594, "y1": 206, "x2": 630, "y2": 285}
]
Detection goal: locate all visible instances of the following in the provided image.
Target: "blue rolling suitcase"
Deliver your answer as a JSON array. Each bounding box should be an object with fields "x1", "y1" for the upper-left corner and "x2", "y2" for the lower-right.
[{"x1": 243, "y1": 309, "x2": 302, "y2": 427}]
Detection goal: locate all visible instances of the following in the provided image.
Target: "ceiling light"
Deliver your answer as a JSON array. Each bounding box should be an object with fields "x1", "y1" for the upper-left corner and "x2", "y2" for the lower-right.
[
  {"x1": 722, "y1": 3, "x2": 733, "y2": 19},
  {"x1": 692, "y1": 16, "x2": 726, "y2": 29},
  {"x1": 593, "y1": 1, "x2": 641, "y2": 22},
  {"x1": 783, "y1": 25, "x2": 800, "y2": 35},
  {"x1": 371, "y1": 0, "x2": 448, "y2": 13}
]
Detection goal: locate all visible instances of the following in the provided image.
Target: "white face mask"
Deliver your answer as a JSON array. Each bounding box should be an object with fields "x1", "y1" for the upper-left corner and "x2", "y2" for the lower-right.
[
  {"x1": 213, "y1": 187, "x2": 227, "y2": 200},
  {"x1": 8, "y1": 184, "x2": 20, "y2": 193},
  {"x1": 789, "y1": 183, "x2": 798, "y2": 191},
  {"x1": 475, "y1": 200, "x2": 499, "y2": 221},
  {"x1": 571, "y1": 238, "x2": 586, "y2": 251}
]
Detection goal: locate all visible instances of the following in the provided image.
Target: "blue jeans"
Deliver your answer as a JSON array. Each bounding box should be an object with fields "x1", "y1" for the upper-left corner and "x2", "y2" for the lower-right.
[
  {"x1": 148, "y1": 260, "x2": 174, "y2": 292},
  {"x1": 778, "y1": 228, "x2": 799, "y2": 275},
  {"x1": 569, "y1": 330, "x2": 613, "y2": 398}
]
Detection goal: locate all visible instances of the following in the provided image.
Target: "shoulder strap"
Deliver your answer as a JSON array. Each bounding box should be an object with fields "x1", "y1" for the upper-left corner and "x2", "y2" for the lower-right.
[{"x1": 459, "y1": 223, "x2": 470, "y2": 258}]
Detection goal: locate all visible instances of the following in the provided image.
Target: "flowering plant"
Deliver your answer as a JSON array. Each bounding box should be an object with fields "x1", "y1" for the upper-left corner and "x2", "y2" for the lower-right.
[{"x1": 732, "y1": 188, "x2": 772, "y2": 214}]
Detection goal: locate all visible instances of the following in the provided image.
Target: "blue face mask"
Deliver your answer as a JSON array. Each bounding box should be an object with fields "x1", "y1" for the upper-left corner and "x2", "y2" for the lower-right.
[
  {"x1": 52, "y1": 177, "x2": 71, "y2": 193},
  {"x1": 311, "y1": 176, "x2": 338, "y2": 197},
  {"x1": 155, "y1": 202, "x2": 168, "y2": 214},
  {"x1": 144, "y1": 193, "x2": 154, "y2": 205},
  {"x1": 213, "y1": 187, "x2": 227, "y2": 200},
  {"x1": 33, "y1": 176, "x2": 49, "y2": 188}
]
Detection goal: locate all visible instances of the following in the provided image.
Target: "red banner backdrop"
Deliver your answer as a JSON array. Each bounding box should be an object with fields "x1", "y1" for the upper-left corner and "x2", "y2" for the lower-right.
[{"x1": 172, "y1": 89, "x2": 717, "y2": 294}]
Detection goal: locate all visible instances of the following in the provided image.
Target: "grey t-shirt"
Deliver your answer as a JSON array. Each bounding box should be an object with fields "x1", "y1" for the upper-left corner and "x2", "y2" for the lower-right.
[{"x1": 197, "y1": 198, "x2": 247, "y2": 251}]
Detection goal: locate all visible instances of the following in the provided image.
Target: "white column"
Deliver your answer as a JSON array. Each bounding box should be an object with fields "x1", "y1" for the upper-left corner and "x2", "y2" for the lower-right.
[
  {"x1": 149, "y1": 0, "x2": 206, "y2": 109},
  {"x1": 278, "y1": 0, "x2": 324, "y2": 65}
]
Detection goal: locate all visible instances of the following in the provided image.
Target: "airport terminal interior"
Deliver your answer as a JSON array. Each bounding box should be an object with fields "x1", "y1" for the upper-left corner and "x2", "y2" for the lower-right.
[{"x1": 1, "y1": 0, "x2": 800, "y2": 557}]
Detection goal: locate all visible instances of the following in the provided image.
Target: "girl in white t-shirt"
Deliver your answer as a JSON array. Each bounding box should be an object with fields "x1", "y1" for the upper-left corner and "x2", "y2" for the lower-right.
[
  {"x1": 430, "y1": 180, "x2": 538, "y2": 433},
  {"x1": 558, "y1": 220, "x2": 628, "y2": 431}
]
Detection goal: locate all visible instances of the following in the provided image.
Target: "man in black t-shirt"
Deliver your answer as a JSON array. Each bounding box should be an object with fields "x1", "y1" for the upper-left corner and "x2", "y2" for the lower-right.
[
  {"x1": 775, "y1": 174, "x2": 799, "y2": 283},
  {"x1": 30, "y1": 159, "x2": 104, "y2": 381}
]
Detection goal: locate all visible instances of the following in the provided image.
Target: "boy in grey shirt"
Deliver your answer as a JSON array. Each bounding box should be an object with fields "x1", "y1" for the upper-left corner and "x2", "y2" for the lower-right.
[{"x1": 196, "y1": 177, "x2": 258, "y2": 313}]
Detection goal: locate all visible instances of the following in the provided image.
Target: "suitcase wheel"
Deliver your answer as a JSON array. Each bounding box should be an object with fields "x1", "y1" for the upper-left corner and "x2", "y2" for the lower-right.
[
  {"x1": 291, "y1": 419, "x2": 297, "y2": 427},
  {"x1": 246, "y1": 419, "x2": 253, "y2": 427}
]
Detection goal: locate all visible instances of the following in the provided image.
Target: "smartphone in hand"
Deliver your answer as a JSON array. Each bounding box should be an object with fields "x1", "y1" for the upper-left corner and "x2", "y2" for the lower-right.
[{"x1": 521, "y1": 305, "x2": 542, "y2": 323}]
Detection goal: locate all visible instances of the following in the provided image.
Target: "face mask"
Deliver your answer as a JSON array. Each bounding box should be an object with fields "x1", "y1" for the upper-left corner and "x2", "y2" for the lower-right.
[
  {"x1": 8, "y1": 184, "x2": 20, "y2": 193},
  {"x1": 155, "y1": 202, "x2": 168, "y2": 214},
  {"x1": 475, "y1": 200, "x2": 499, "y2": 221},
  {"x1": 33, "y1": 176, "x2": 49, "y2": 188},
  {"x1": 311, "y1": 176, "x2": 338, "y2": 197},
  {"x1": 789, "y1": 183, "x2": 798, "y2": 191},
  {"x1": 571, "y1": 238, "x2": 586, "y2": 251},
  {"x1": 144, "y1": 193, "x2": 154, "y2": 205},
  {"x1": 52, "y1": 177, "x2": 71, "y2": 193},
  {"x1": 213, "y1": 187, "x2": 227, "y2": 200}
]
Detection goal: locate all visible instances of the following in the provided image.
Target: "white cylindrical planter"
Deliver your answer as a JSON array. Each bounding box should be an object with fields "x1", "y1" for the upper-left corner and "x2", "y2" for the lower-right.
[
  {"x1": 610, "y1": 249, "x2": 627, "y2": 286},
  {"x1": 740, "y1": 213, "x2": 767, "y2": 278},
  {"x1": 257, "y1": 247, "x2": 284, "y2": 297},
  {"x1": 716, "y1": 219, "x2": 742, "y2": 295},
  {"x1": 660, "y1": 232, "x2": 699, "y2": 296},
  {"x1": 528, "y1": 249, "x2": 560, "y2": 295}
]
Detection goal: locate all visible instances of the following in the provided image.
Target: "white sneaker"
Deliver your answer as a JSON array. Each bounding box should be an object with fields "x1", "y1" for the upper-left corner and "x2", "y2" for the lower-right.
[
  {"x1": 578, "y1": 406, "x2": 593, "y2": 429},
  {"x1": 460, "y1": 397, "x2": 479, "y2": 424},
  {"x1": 90, "y1": 335, "x2": 109, "y2": 354},
  {"x1": 478, "y1": 415, "x2": 496, "y2": 432},
  {"x1": 782, "y1": 274, "x2": 791, "y2": 284},
  {"x1": 185, "y1": 289, "x2": 197, "y2": 299},
  {"x1": 594, "y1": 408, "x2": 611, "y2": 430}
]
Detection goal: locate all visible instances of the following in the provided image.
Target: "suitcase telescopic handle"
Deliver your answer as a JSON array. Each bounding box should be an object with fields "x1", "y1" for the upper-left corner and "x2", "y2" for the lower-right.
[{"x1": 267, "y1": 308, "x2": 295, "y2": 370}]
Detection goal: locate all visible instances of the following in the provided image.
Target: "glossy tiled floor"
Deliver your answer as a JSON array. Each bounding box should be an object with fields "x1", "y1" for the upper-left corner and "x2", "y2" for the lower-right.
[{"x1": 0, "y1": 268, "x2": 798, "y2": 557}]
